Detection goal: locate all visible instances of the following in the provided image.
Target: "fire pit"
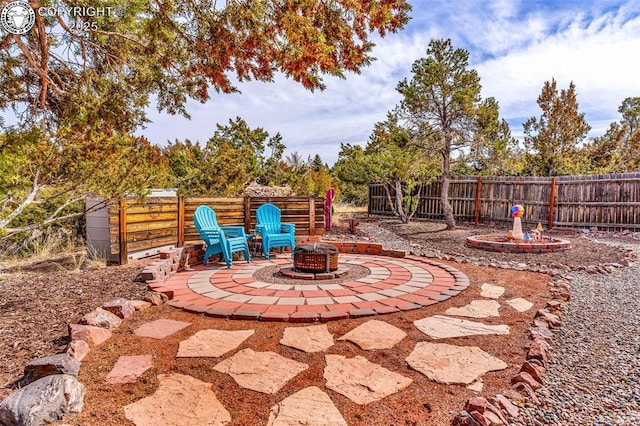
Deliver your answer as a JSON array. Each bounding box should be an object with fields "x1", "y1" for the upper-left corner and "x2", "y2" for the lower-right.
[
  {"x1": 293, "y1": 242, "x2": 339, "y2": 273},
  {"x1": 279, "y1": 242, "x2": 346, "y2": 280}
]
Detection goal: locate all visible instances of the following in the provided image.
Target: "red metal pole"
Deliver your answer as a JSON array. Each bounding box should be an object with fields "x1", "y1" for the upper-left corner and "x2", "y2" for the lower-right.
[{"x1": 548, "y1": 177, "x2": 557, "y2": 229}]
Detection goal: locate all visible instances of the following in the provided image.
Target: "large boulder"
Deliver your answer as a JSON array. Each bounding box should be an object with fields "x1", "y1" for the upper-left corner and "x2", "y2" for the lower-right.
[{"x1": 0, "y1": 374, "x2": 85, "y2": 426}]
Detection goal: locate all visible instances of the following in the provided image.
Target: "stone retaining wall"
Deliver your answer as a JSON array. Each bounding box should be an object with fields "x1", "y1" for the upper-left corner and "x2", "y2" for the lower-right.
[{"x1": 466, "y1": 235, "x2": 572, "y2": 253}]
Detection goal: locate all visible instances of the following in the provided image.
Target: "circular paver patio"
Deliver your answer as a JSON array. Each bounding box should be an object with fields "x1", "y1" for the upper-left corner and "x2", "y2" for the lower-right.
[{"x1": 149, "y1": 254, "x2": 470, "y2": 321}]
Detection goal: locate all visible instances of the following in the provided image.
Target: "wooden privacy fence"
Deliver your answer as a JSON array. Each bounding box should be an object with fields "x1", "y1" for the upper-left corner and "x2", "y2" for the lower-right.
[
  {"x1": 109, "y1": 196, "x2": 324, "y2": 264},
  {"x1": 369, "y1": 173, "x2": 640, "y2": 230}
]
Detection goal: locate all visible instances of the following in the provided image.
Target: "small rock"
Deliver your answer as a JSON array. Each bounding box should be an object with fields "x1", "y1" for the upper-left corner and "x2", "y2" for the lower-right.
[
  {"x1": 79, "y1": 307, "x2": 122, "y2": 329},
  {"x1": 511, "y1": 371, "x2": 542, "y2": 390},
  {"x1": 101, "y1": 298, "x2": 135, "y2": 319},
  {"x1": 491, "y1": 394, "x2": 519, "y2": 419},
  {"x1": 519, "y1": 361, "x2": 545, "y2": 383},
  {"x1": 22, "y1": 354, "x2": 80, "y2": 386},
  {"x1": 511, "y1": 382, "x2": 540, "y2": 405},
  {"x1": 466, "y1": 397, "x2": 488, "y2": 414},
  {"x1": 534, "y1": 310, "x2": 561, "y2": 328},
  {"x1": 66, "y1": 340, "x2": 90, "y2": 362},
  {"x1": 129, "y1": 300, "x2": 153, "y2": 311},
  {"x1": 144, "y1": 292, "x2": 168, "y2": 305},
  {"x1": 483, "y1": 409, "x2": 507, "y2": 425},
  {"x1": 451, "y1": 410, "x2": 483, "y2": 426},
  {"x1": 528, "y1": 326, "x2": 554, "y2": 346},
  {"x1": 527, "y1": 339, "x2": 552, "y2": 365},
  {"x1": 68, "y1": 324, "x2": 112, "y2": 347}
]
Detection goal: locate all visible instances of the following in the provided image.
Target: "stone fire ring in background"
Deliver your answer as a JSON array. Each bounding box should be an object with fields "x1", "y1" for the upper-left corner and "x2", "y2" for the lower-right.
[
  {"x1": 466, "y1": 235, "x2": 572, "y2": 254},
  {"x1": 156, "y1": 253, "x2": 470, "y2": 322}
]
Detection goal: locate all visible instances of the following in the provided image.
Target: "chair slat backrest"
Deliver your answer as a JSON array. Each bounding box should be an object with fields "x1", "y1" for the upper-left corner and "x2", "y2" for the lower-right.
[
  {"x1": 256, "y1": 203, "x2": 281, "y2": 234},
  {"x1": 194, "y1": 205, "x2": 220, "y2": 232}
]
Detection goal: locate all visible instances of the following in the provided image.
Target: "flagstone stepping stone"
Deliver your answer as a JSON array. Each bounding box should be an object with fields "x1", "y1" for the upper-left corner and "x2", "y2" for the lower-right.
[
  {"x1": 214, "y1": 349, "x2": 308, "y2": 394},
  {"x1": 267, "y1": 386, "x2": 347, "y2": 426},
  {"x1": 134, "y1": 319, "x2": 191, "y2": 339},
  {"x1": 445, "y1": 300, "x2": 501, "y2": 318},
  {"x1": 406, "y1": 342, "x2": 508, "y2": 385},
  {"x1": 506, "y1": 297, "x2": 534, "y2": 312},
  {"x1": 106, "y1": 355, "x2": 153, "y2": 384},
  {"x1": 323, "y1": 354, "x2": 412, "y2": 405},
  {"x1": 338, "y1": 319, "x2": 407, "y2": 350},
  {"x1": 177, "y1": 329, "x2": 254, "y2": 358},
  {"x1": 480, "y1": 283, "x2": 505, "y2": 299},
  {"x1": 413, "y1": 315, "x2": 510, "y2": 339},
  {"x1": 280, "y1": 324, "x2": 334, "y2": 353},
  {"x1": 124, "y1": 373, "x2": 230, "y2": 425}
]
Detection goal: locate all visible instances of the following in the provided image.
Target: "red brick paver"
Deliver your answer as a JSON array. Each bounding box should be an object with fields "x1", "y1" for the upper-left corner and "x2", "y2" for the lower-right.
[{"x1": 162, "y1": 253, "x2": 468, "y2": 322}]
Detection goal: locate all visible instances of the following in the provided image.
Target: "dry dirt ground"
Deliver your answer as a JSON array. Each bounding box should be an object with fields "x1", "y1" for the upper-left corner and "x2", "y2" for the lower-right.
[{"x1": 0, "y1": 216, "x2": 633, "y2": 425}]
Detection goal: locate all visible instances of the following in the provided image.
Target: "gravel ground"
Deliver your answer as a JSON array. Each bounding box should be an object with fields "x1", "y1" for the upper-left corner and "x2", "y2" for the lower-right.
[{"x1": 521, "y1": 240, "x2": 640, "y2": 426}]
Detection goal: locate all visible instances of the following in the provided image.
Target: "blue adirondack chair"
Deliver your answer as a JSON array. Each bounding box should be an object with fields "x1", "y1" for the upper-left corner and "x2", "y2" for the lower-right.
[
  {"x1": 194, "y1": 205, "x2": 251, "y2": 268},
  {"x1": 255, "y1": 203, "x2": 295, "y2": 260}
]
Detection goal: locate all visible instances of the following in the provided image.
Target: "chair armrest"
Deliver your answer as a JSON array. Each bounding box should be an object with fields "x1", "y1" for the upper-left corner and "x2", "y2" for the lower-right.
[
  {"x1": 255, "y1": 224, "x2": 266, "y2": 237},
  {"x1": 280, "y1": 223, "x2": 295, "y2": 234},
  {"x1": 221, "y1": 226, "x2": 247, "y2": 238}
]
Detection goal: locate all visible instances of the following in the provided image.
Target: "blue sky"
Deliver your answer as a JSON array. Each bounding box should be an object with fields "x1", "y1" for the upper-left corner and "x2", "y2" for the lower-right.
[{"x1": 140, "y1": 0, "x2": 640, "y2": 165}]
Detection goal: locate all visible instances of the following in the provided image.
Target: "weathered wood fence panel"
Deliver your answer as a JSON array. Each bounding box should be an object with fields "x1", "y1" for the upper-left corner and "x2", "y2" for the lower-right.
[
  {"x1": 369, "y1": 173, "x2": 640, "y2": 230},
  {"x1": 110, "y1": 196, "x2": 324, "y2": 264},
  {"x1": 554, "y1": 173, "x2": 640, "y2": 228}
]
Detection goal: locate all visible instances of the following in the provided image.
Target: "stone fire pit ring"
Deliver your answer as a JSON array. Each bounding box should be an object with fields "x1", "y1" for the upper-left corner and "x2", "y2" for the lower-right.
[{"x1": 466, "y1": 235, "x2": 571, "y2": 253}]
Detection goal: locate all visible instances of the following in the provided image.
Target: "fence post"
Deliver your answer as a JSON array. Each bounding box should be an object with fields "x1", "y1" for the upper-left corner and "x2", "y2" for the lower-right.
[
  {"x1": 118, "y1": 198, "x2": 128, "y2": 265},
  {"x1": 309, "y1": 197, "x2": 316, "y2": 235},
  {"x1": 244, "y1": 196, "x2": 251, "y2": 233},
  {"x1": 474, "y1": 176, "x2": 482, "y2": 224},
  {"x1": 548, "y1": 177, "x2": 557, "y2": 229},
  {"x1": 177, "y1": 196, "x2": 185, "y2": 247}
]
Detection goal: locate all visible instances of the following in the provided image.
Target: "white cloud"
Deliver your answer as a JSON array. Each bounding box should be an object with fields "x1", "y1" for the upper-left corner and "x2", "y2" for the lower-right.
[
  {"x1": 139, "y1": 0, "x2": 640, "y2": 164},
  {"x1": 477, "y1": 5, "x2": 640, "y2": 135}
]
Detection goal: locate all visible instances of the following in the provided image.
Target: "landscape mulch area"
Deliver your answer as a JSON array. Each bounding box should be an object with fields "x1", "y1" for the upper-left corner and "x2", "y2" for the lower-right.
[{"x1": 0, "y1": 216, "x2": 633, "y2": 425}]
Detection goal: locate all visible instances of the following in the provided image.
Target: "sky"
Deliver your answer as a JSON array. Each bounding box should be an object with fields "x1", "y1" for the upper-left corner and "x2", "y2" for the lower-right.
[{"x1": 139, "y1": 0, "x2": 640, "y2": 165}]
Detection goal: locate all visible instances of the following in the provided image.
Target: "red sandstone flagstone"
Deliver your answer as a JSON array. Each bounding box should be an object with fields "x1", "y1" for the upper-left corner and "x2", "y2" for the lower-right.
[
  {"x1": 106, "y1": 355, "x2": 153, "y2": 384},
  {"x1": 134, "y1": 319, "x2": 192, "y2": 339}
]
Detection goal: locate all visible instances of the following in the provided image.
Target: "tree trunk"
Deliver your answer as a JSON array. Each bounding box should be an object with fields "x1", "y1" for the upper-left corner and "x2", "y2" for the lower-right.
[
  {"x1": 382, "y1": 180, "x2": 408, "y2": 223},
  {"x1": 394, "y1": 179, "x2": 409, "y2": 223},
  {"x1": 441, "y1": 149, "x2": 456, "y2": 230}
]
